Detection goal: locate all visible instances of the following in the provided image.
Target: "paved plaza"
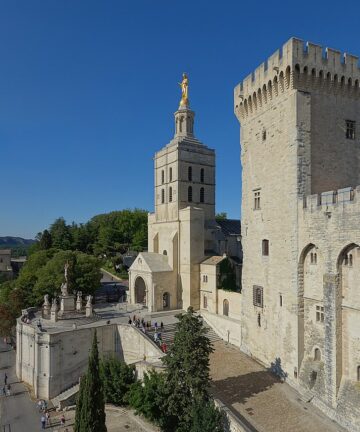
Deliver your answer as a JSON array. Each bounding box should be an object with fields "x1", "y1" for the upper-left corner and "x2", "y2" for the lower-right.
[{"x1": 210, "y1": 341, "x2": 346, "y2": 432}]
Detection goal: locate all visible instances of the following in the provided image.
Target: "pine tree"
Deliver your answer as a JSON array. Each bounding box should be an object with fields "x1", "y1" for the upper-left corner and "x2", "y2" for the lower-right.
[
  {"x1": 74, "y1": 330, "x2": 107, "y2": 432},
  {"x1": 162, "y1": 307, "x2": 214, "y2": 430},
  {"x1": 74, "y1": 374, "x2": 86, "y2": 432}
]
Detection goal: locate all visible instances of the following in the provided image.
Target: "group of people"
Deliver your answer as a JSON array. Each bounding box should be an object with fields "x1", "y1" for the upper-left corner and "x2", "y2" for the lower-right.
[
  {"x1": 40, "y1": 411, "x2": 66, "y2": 430},
  {"x1": 128, "y1": 315, "x2": 164, "y2": 333}
]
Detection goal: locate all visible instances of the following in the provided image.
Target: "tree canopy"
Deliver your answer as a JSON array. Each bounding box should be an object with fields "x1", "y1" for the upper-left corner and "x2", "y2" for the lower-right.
[
  {"x1": 0, "y1": 249, "x2": 102, "y2": 336},
  {"x1": 33, "y1": 209, "x2": 148, "y2": 257}
]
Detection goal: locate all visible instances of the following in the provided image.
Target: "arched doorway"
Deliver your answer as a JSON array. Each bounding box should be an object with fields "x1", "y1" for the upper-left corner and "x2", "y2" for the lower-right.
[
  {"x1": 135, "y1": 277, "x2": 146, "y2": 304},
  {"x1": 163, "y1": 292, "x2": 170, "y2": 309},
  {"x1": 223, "y1": 299, "x2": 229, "y2": 316}
]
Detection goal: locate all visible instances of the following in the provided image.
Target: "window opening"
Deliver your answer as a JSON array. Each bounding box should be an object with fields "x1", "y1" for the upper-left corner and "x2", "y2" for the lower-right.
[
  {"x1": 346, "y1": 120, "x2": 356, "y2": 140},
  {"x1": 316, "y1": 305, "x2": 324, "y2": 323},
  {"x1": 188, "y1": 186, "x2": 192, "y2": 202},
  {"x1": 254, "y1": 190, "x2": 261, "y2": 210}
]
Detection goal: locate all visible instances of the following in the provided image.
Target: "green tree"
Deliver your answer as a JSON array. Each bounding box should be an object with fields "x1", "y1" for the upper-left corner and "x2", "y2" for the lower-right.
[
  {"x1": 50, "y1": 217, "x2": 72, "y2": 250},
  {"x1": 162, "y1": 307, "x2": 214, "y2": 430},
  {"x1": 74, "y1": 330, "x2": 107, "y2": 432},
  {"x1": 100, "y1": 357, "x2": 135, "y2": 406},
  {"x1": 127, "y1": 370, "x2": 177, "y2": 431},
  {"x1": 215, "y1": 212, "x2": 227, "y2": 221},
  {"x1": 32, "y1": 250, "x2": 101, "y2": 304},
  {"x1": 39, "y1": 229, "x2": 52, "y2": 250},
  {"x1": 190, "y1": 399, "x2": 225, "y2": 432},
  {"x1": 74, "y1": 374, "x2": 86, "y2": 432}
]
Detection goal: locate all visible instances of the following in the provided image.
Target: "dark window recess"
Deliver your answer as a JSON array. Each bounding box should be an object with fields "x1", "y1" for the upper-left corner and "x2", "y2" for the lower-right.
[
  {"x1": 161, "y1": 189, "x2": 165, "y2": 204},
  {"x1": 169, "y1": 187, "x2": 173, "y2": 202},
  {"x1": 262, "y1": 239, "x2": 269, "y2": 256},
  {"x1": 253, "y1": 285, "x2": 263, "y2": 308},
  {"x1": 161, "y1": 170, "x2": 165, "y2": 184},
  {"x1": 200, "y1": 168, "x2": 205, "y2": 183},
  {"x1": 346, "y1": 120, "x2": 356, "y2": 140},
  {"x1": 188, "y1": 166, "x2": 192, "y2": 181},
  {"x1": 200, "y1": 187, "x2": 205, "y2": 203},
  {"x1": 169, "y1": 167, "x2": 173, "y2": 182},
  {"x1": 262, "y1": 129, "x2": 266, "y2": 141},
  {"x1": 188, "y1": 186, "x2": 193, "y2": 202}
]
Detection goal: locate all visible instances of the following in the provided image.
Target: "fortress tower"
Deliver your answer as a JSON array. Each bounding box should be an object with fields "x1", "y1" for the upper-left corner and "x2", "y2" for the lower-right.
[{"x1": 234, "y1": 38, "x2": 360, "y2": 429}]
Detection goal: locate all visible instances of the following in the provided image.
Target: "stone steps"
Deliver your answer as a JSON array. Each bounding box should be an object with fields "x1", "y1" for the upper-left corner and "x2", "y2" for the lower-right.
[
  {"x1": 51, "y1": 383, "x2": 79, "y2": 410},
  {"x1": 145, "y1": 321, "x2": 221, "y2": 346}
]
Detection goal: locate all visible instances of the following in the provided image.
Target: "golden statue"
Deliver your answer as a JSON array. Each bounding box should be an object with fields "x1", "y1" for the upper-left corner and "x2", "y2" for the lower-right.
[{"x1": 179, "y1": 73, "x2": 189, "y2": 107}]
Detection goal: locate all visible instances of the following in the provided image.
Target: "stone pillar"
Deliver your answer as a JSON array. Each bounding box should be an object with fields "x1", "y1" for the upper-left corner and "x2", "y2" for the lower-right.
[
  {"x1": 76, "y1": 292, "x2": 82, "y2": 312},
  {"x1": 85, "y1": 295, "x2": 93, "y2": 318},
  {"x1": 50, "y1": 299, "x2": 58, "y2": 322},
  {"x1": 16, "y1": 322, "x2": 23, "y2": 381},
  {"x1": 42, "y1": 295, "x2": 50, "y2": 319},
  {"x1": 323, "y1": 273, "x2": 341, "y2": 407}
]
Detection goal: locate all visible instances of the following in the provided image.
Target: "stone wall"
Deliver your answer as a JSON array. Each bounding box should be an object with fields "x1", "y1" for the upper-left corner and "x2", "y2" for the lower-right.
[{"x1": 16, "y1": 321, "x2": 164, "y2": 400}]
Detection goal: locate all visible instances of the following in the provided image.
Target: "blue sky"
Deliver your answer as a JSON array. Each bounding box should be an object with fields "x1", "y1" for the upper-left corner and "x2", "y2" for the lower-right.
[{"x1": 1, "y1": 0, "x2": 360, "y2": 238}]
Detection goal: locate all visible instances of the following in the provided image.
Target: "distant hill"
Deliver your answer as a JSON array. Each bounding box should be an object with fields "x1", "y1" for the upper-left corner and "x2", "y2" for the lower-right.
[{"x1": 0, "y1": 237, "x2": 35, "y2": 249}]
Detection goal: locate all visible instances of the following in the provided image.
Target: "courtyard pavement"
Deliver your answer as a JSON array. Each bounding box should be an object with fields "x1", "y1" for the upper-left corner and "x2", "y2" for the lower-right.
[
  {"x1": 0, "y1": 339, "x2": 41, "y2": 432},
  {"x1": 210, "y1": 340, "x2": 346, "y2": 432}
]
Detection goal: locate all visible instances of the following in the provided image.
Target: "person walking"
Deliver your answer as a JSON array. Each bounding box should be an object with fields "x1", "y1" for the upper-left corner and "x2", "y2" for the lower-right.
[
  {"x1": 6, "y1": 384, "x2": 11, "y2": 396},
  {"x1": 2, "y1": 386, "x2": 6, "y2": 396},
  {"x1": 4, "y1": 373, "x2": 7, "y2": 386},
  {"x1": 41, "y1": 415, "x2": 46, "y2": 429},
  {"x1": 160, "y1": 321, "x2": 164, "y2": 331},
  {"x1": 45, "y1": 411, "x2": 51, "y2": 426},
  {"x1": 128, "y1": 317, "x2": 132, "y2": 325},
  {"x1": 60, "y1": 414, "x2": 66, "y2": 426}
]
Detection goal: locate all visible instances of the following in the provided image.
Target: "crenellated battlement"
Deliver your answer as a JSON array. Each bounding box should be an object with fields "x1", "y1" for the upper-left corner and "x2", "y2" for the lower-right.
[
  {"x1": 234, "y1": 37, "x2": 360, "y2": 121},
  {"x1": 301, "y1": 185, "x2": 360, "y2": 212}
]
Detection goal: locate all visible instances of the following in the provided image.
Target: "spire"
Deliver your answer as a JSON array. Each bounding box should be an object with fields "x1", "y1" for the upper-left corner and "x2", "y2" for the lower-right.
[{"x1": 174, "y1": 73, "x2": 195, "y2": 138}]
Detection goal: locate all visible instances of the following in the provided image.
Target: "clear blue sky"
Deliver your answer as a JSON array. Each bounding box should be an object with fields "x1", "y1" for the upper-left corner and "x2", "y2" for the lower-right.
[{"x1": 1, "y1": 0, "x2": 360, "y2": 238}]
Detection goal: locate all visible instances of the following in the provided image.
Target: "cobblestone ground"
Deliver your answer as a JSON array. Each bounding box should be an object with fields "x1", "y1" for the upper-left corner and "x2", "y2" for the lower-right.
[{"x1": 210, "y1": 341, "x2": 345, "y2": 432}]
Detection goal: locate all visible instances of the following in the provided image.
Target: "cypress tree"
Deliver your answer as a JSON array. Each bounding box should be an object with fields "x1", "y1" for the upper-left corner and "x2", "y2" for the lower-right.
[
  {"x1": 74, "y1": 330, "x2": 107, "y2": 432},
  {"x1": 162, "y1": 307, "x2": 214, "y2": 430}
]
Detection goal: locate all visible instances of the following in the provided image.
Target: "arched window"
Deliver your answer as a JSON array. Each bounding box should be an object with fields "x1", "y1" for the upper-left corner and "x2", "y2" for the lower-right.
[
  {"x1": 314, "y1": 348, "x2": 321, "y2": 361},
  {"x1": 203, "y1": 295, "x2": 207, "y2": 309},
  {"x1": 223, "y1": 299, "x2": 229, "y2": 316},
  {"x1": 161, "y1": 170, "x2": 165, "y2": 184},
  {"x1": 188, "y1": 186, "x2": 192, "y2": 202},
  {"x1": 169, "y1": 167, "x2": 173, "y2": 182},
  {"x1": 169, "y1": 187, "x2": 173, "y2": 202},
  {"x1": 188, "y1": 166, "x2": 192, "y2": 181},
  {"x1": 200, "y1": 187, "x2": 205, "y2": 203},
  {"x1": 161, "y1": 189, "x2": 165, "y2": 204},
  {"x1": 200, "y1": 168, "x2": 204, "y2": 183}
]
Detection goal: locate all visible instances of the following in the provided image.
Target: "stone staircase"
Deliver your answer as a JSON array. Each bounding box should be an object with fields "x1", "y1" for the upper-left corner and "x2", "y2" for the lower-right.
[
  {"x1": 145, "y1": 321, "x2": 221, "y2": 347},
  {"x1": 51, "y1": 382, "x2": 79, "y2": 410}
]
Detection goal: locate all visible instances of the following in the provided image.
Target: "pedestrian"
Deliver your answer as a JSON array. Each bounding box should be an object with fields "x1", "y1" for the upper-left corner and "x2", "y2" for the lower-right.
[
  {"x1": 4, "y1": 373, "x2": 7, "y2": 385},
  {"x1": 37, "y1": 400, "x2": 42, "y2": 412},
  {"x1": 46, "y1": 411, "x2": 51, "y2": 426},
  {"x1": 60, "y1": 414, "x2": 66, "y2": 425},
  {"x1": 161, "y1": 321, "x2": 164, "y2": 331},
  {"x1": 6, "y1": 384, "x2": 10, "y2": 396},
  {"x1": 2, "y1": 386, "x2": 6, "y2": 396},
  {"x1": 41, "y1": 415, "x2": 46, "y2": 429},
  {"x1": 128, "y1": 317, "x2": 132, "y2": 325}
]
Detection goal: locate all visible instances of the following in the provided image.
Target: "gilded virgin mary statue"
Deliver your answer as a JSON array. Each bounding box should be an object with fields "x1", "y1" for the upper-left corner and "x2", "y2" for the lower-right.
[{"x1": 179, "y1": 73, "x2": 189, "y2": 107}]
